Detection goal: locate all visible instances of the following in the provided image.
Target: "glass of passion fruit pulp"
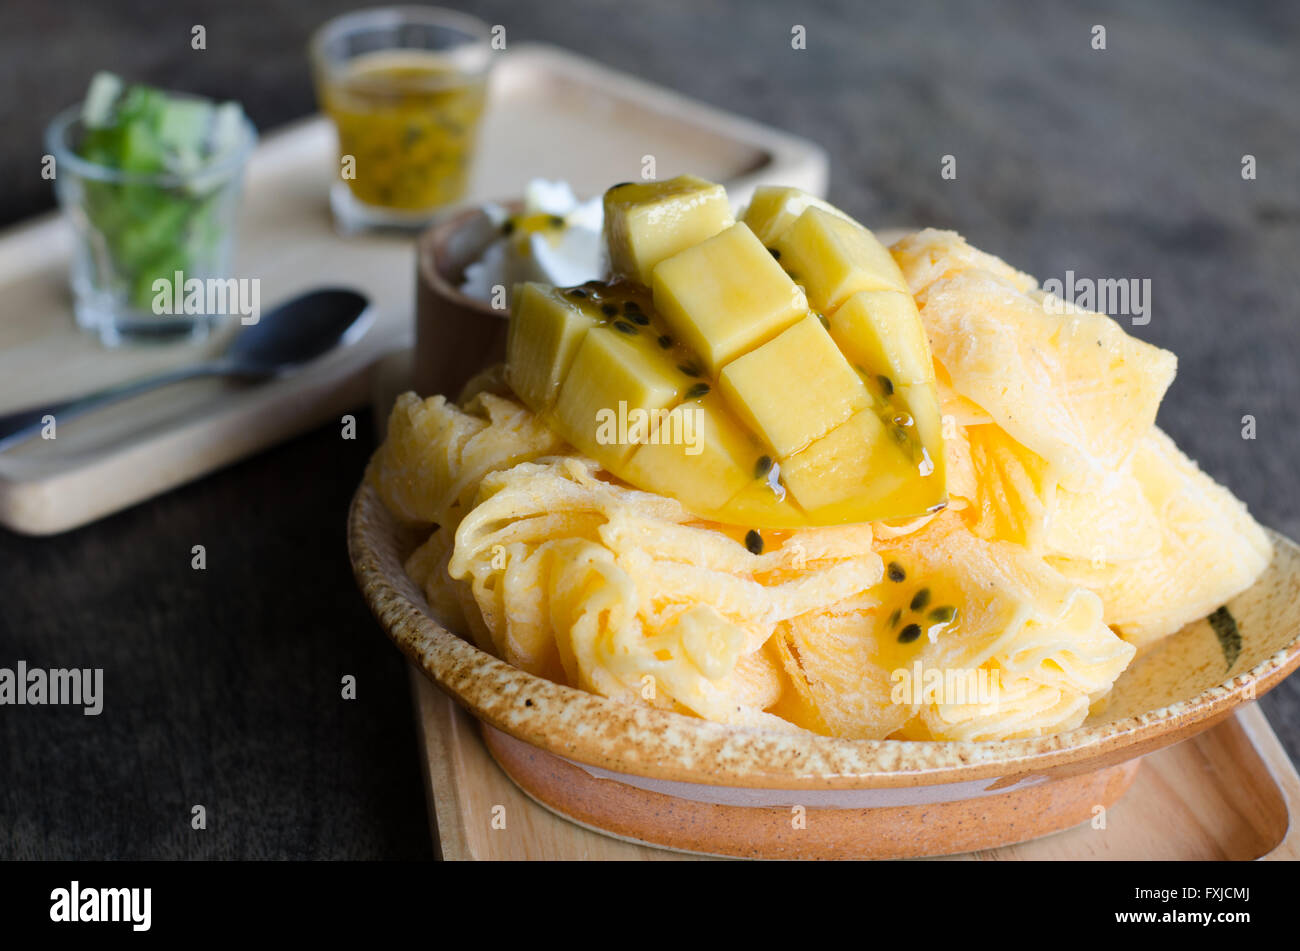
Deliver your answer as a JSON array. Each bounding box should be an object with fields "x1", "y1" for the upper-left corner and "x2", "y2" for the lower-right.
[{"x1": 310, "y1": 6, "x2": 493, "y2": 231}]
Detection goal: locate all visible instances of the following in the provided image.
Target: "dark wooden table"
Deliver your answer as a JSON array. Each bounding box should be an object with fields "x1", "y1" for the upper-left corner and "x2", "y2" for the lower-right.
[{"x1": 1, "y1": 0, "x2": 1297, "y2": 858}]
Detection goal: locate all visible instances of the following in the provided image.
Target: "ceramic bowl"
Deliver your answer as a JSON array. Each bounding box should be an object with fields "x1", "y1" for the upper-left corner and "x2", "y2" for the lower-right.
[
  {"x1": 349, "y1": 482, "x2": 1300, "y2": 859},
  {"x1": 375, "y1": 210, "x2": 1300, "y2": 858}
]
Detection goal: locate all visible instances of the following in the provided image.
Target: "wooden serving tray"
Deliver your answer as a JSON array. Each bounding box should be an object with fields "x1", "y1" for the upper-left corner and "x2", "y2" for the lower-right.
[
  {"x1": 0, "y1": 43, "x2": 826, "y2": 535},
  {"x1": 410, "y1": 668, "x2": 1300, "y2": 860}
]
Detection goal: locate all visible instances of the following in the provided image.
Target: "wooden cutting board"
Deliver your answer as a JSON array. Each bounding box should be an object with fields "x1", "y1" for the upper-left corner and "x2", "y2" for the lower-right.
[
  {"x1": 0, "y1": 43, "x2": 826, "y2": 536},
  {"x1": 410, "y1": 668, "x2": 1300, "y2": 861}
]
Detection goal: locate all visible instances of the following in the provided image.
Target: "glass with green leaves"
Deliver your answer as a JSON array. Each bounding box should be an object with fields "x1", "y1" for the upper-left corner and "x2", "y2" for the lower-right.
[{"x1": 45, "y1": 73, "x2": 257, "y2": 345}]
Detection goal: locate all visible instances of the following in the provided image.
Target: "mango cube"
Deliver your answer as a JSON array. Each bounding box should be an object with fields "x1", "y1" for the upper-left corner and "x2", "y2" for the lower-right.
[
  {"x1": 652, "y1": 223, "x2": 806, "y2": 374},
  {"x1": 718, "y1": 314, "x2": 869, "y2": 457},
  {"x1": 780, "y1": 411, "x2": 899, "y2": 513},
  {"x1": 604, "y1": 175, "x2": 734, "y2": 286},
  {"x1": 743, "y1": 185, "x2": 859, "y2": 246},
  {"x1": 716, "y1": 478, "x2": 807, "y2": 528},
  {"x1": 829, "y1": 290, "x2": 934, "y2": 388},
  {"x1": 622, "y1": 394, "x2": 765, "y2": 512},
  {"x1": 552, "y1": 325, "x2": 684, "y2": 466},
  {"x1": 774, "y1": 208, "x2": 908, "y2": 314},
  {"x1": 506, "y1": 283, "x2": 599, "y2": 412},
  {"x1": 504, "y1": 175, "x2": 948, "y2": 528}
]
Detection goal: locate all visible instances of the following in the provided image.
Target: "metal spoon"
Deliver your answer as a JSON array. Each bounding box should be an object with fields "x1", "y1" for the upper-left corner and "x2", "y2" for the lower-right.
[{"x1": 0, "y1": 287, "x2": 372, "y2": 448}]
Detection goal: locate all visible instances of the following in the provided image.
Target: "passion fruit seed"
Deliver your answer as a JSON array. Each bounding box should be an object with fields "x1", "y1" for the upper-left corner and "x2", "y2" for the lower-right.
[
  {"x1": 929, "y1": 605, "x2": 957, "y2": 623},
  {"x1": 755, "y1": 455, "x2": 773, "y2": 478},
  {"x1": 878, "y1": 375, "x2": 894, "y2": 396},
  {"x1": 548, "y1": 214, "x2": 566, "y2": 228},
  {"x1": 887, "y1": 608, "x2": 901, "y2": 628},
  {"x1": 677, "y1": 363, "x2": 701, "y2": 377},
  {"x1": 887, "y1": 562, "x2": 905, "y2": 582},
  {"x1": 629, "y1": 312, "x2": 650, "y2": 325},
  {"x1": 898, "y1": 623, "x2": 922, "y2": 644},
  {"x1": 685, "y1": 382, "x2": 710, "y2": 399},
  {"x1": 818, "y1": 313, "x2": 830, "y2": 328},
  {"x1": 768, "y1": 247, "x2": 781, "y2": 259},
  {"x1": 567, "y1": 288, "x2": 588, "y2": 299},
  {"x1": 910, "y1": 588, "x2": 931, "y2": 612},
  {"x1": 657, "y1": 334, "x2": 673, "y2": 348},
  {"x1": 601, "y1": 302, "x2": 619, "y2": 317},
  {"x1": 745, "y1": 530, "x2": 764, "y2": 555},
  {"x1": 613, "y1": 320, "x2": 638, "y2": 335},
  {"x1": 501, "y1": 219, "x2": 516, "y2": 236}
]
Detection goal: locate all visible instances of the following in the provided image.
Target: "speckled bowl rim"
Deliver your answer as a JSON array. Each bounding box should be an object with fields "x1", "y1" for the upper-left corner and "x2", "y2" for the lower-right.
[{"x1": 349, "y1": 481, "x2": 1300, "y2": 790}]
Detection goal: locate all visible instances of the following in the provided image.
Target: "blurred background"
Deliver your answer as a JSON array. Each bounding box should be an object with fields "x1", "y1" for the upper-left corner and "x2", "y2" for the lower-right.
[{"x1": 1, "y1": 0, "x2": 1297, "y2": 858}]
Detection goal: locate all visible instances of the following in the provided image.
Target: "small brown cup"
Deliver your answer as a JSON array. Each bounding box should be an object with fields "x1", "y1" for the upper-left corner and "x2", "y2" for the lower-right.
[{"x1": 414, "y1": 204, "x2": 515, "y2": 399}]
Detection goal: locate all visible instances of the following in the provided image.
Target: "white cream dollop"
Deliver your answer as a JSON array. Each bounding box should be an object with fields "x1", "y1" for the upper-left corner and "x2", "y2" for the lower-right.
[{"x1": 459, "y1": 180, "x2": 604, "y2": 303}]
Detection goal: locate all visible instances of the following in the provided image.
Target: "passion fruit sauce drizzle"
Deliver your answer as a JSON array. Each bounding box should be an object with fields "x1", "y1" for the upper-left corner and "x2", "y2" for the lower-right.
[
  {"x1": 559, "y1": 279, "x2": 788, "y2": 510},
  {"x1": 323, "y1": 52, "x2": 485, "y2": 210},
  {"x1": 856, "y1": 365, "x2": 932, "y2": 477},
  {"x1": 875, "y1": 557, "x2": 963, "y2": 670}
]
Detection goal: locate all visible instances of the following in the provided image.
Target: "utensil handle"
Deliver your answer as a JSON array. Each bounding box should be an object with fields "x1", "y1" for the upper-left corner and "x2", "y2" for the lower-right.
[{"x1": 0, "y1": 363, "x2": 227, "y2": 448}]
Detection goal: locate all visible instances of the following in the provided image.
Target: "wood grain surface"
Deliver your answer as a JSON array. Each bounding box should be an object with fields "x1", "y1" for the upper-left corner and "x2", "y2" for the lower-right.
[
  {"x1": 413, "y1": 670, "x2": 1299, "y2": 860},
  {"x1": 1, "y1": 0, "x2": 1297, "y2": 858}
]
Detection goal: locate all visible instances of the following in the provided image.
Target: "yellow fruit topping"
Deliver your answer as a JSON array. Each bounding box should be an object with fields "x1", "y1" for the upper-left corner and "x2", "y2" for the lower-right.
[
  {"x1": 774, "y1": 206, "x2": 909, "y2": 312},
  {"x1": 742, "y1": 184, "x2": 860, "y2": 246},
  {"x1": 621, "y1": 393, "x2": 765, "y2": 512},
  {"x1": 779, "y1": 410, "x2": 895, "y2": 512},
  {"x1": 603, "y1": 175, "x2": 734, "y2": 286},
  {"x1": 505, "y1": 283, "x2": 598, "y2": 411},
  {"x1": 718, "y1": 313, "x2": 868, "y2": 457},
  {"x1": 652, "y1": 222, "x2": 807, "y2": 374},
  {"x1": 829, "y1": 289, "x2": 934, "y2": 387},
  {"x1": 552, "y1": 318, "x2": 685, "y2": 466},
  {"x1": 505, "y1": 178, "x2": 948, "y2": 527}
]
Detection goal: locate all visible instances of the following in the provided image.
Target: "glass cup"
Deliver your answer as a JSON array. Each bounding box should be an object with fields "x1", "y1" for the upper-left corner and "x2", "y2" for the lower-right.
[
  {"x1": 310, "y1": 6, "x2": 494, "y2": 232},
  {"x1": 45, "y1": 104, "x2": 257, "y2": 346}
]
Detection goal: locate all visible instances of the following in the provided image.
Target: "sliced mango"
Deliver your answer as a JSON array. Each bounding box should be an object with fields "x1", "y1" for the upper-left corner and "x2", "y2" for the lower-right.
[
  {"x1": 552, "y1": 323, "x2": 684, "y2": 466},
  {"x1": 780, "y1": 411, "x2": 897, "y2": 513},
  {"x1": 505, "y1": 176, "x2": 948, "y2": 528},
  {"x1": 742, "y1": 185, "x2": 859, "y2": 246},
  {"x1": 505, "y1": 282, "x2": 599, "y2": 411},
  {"x1": 829, "y1": 289, "x2": 934, "y2": 388},
  {"x1": 714, "y1": 477, "x2": 807, "y2": 528},
  {"x1": 779, "y1": 406, "x2": 946, "y2": 522},
  {"x1": 651, "y1": 222, "x2": 806, "y2": 374},
  {"x1": 622, "y1": 394, "x2": 765, "y2": 512},
  {"x1": 773, "y1": 207, "x2": 909, "y2": 313},
  {"x1": 603, "y1": 175, "x2": 734, "y2": 286},
  {"x1": 718, "y1": 314, "x2": 868, "y2": 457}
]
